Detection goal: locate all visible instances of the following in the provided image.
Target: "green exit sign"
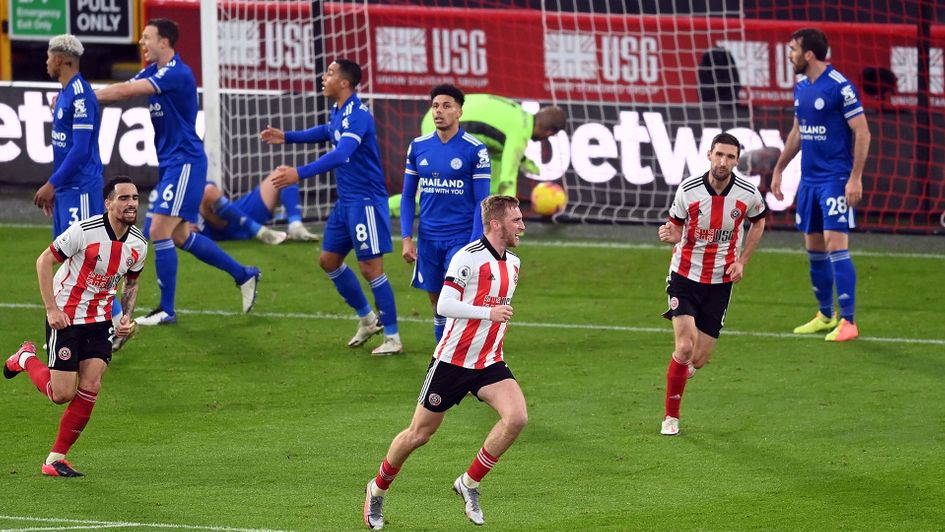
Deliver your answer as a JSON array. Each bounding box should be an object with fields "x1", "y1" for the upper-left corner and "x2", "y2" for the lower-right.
[{"x1": 9, "y1": 0, "x2": 68, "y2": 40}]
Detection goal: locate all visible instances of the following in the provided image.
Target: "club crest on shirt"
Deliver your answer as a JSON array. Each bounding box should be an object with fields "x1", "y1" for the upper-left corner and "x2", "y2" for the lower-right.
[
  {"x1": 58, "y1": 347, "x2": 72, "y2": 361},
  {"x1": 57, "y1": 108, "x2": 63, "y2": 120},
  {"x1": 450, "y1": 158, "x2": 463, "y2": 170},
  {"x1": 126, "y1": 257, "x2": 135, "y2": 268},
  {"x1": 730, "y1": 208, "x2": 742, "y2": 219}
]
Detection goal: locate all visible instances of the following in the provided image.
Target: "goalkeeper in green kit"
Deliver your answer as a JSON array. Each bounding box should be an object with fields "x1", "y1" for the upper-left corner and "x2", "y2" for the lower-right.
[{"x1": 390, "y1": 94, "x2": 567, "y2": 216}]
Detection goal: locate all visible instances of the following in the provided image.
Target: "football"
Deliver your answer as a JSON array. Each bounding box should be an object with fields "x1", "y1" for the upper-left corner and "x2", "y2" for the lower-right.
[{"x1": 531, "y1": 182, "x2": 567, "y2": 216}]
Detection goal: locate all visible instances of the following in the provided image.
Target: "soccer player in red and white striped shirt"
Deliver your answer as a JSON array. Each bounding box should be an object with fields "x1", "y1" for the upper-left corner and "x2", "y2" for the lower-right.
[
  {"x1": 4, "y1": 176, "x2": 147, "y2": 477},
  {"x1": 657, "y1": 133, "x2": 767, "y2": 436},
  {"x1": 364, "y1": 196, "x2": 526, "y2": 529}
]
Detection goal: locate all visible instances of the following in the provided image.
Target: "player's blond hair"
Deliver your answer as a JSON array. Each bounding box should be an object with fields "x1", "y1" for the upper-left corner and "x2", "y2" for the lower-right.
[
  {"x1": 48, "y1": 34, "x2": 84, "y2": 58},
  {"x1": 481, "y1": 195, "x2": 520, "y2": 229}
]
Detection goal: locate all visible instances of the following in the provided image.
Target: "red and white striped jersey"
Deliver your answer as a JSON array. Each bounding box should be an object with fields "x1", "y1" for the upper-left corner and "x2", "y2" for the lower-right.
[
  {"x1": 668, "y1": 173, "x2": 766, "y2": 284},
  {"x1": 50, "y1": 215, "x2": 148, "y2": 324},
  {"x1": 435, "y1": 237, "x2": 521, "y2": 369}
]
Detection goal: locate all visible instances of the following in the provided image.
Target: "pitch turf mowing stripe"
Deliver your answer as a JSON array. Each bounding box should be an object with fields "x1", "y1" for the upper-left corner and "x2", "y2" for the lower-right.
[
  {"x1": 2, "y1": 224, "x2": 942, "y2": 260},
  {"x1": 0, "y1": 515, "x2": 291, "y2": 532},
  {"x1": 2, "y1": 302, "x2": 942, "y2": 346}
]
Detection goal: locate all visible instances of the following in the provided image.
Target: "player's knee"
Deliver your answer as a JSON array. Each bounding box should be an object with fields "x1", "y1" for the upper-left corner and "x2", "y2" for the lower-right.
[
  {"x1": 504, "y1": 410, "x2": 528, "y2": 434},
  {"x1": 673, "y1": 339, "x2": 695, "y2": 360},
  {"x1": 78, "y1": 379, "x2": 102, "y2": 395},
  {"x1": 49, "y1": 387, "x2": 76, "y2": 404},
  {"x1": 407, "y1": 426, "x2": 434, "y2": 448}
]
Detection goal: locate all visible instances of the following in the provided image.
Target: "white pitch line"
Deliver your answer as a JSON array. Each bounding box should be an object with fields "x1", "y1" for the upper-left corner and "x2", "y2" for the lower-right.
[
  {"x1": 2, "y1": 303, "x2": 942, "y2": 346},
  {"x1": 0, "y1": 515, "x2": 290, "y2": 532},
  {"x1": 1, "y1": 223, "x2": 943, "y2": 260}
]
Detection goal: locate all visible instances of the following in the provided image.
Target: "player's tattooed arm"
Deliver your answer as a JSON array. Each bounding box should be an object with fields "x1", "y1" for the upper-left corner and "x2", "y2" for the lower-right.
[{"x1": 121, "y1": 276, "x2": 140, "y2": 319}]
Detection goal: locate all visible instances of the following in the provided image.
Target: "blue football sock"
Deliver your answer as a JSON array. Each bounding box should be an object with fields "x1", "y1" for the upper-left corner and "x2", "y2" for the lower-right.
[
  {"x1": 807, "y1": 250, "x2": 834, "y2": 317},
  {"x1": 182, "y1": 232, "x2": 247, "y2": 283},
  {"x1": 142, "y1": 215, "x2": 152, "y2": 240},
  {"x1": 153, "y1": 239, "x2": 178, "y2": 315},
  {"x1": 111, "y1": 298, "x2": 122, "y2": 320},
  {"x1": 215, "y1": 196, "x2": 262, "y2": 236},
  {"x1": 368, "y1": 273, "x2": 398, "y2": 335},
  {"x1": 326, "y1": 264, "x2": 370, "y2": 315},
  {"x1": 280, "y1": 185, "x2": 303, "y2": 224},
  {"x1": 433, "y1": 314, "x2": 446, "y2": 342},
  {"x1": 830, "y1": 250, "x2": 856, "y2": 323}
]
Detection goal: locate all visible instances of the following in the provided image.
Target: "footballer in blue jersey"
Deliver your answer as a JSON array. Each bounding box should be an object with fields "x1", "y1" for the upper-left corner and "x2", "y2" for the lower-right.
[
  {"x1": 262, "y1": 59, "x2": 401, "y2": 355},
  {"x1": 400, "y1": 85, "x2": 491, "y2": 341},
  {"x1": 772, "y1": 28, "x2": 871, "y2": 342},
  {"x1": 97, "y1": 18, "x2": 260, "y2": 327},
  {"x1": 34, "y1": 35, "x2": 104, "y2": 238}
]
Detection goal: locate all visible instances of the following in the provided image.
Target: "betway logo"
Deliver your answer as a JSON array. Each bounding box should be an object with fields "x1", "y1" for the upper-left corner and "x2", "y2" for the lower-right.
[
  {"x1": 524, "y1": 110, "x2": 802, "y2": 212},
  {"x1": 0, "y1": 89, "x2": 205, "y2": 168}
]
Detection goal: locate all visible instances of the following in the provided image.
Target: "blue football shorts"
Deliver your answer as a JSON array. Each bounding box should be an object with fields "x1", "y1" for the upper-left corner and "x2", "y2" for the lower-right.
[
  {"x1": 53, "y1": 186, "x2": 104, "y2": 237},
  {"x1": 150, "y1": 158, "x2": 208, "y2": 223},
  {"x1": 411, "y1": 236, "x2": 468, "y2": 292},
  {"x1": 322, "y1": 198, "x2": 393, "y2": 260},
  {"x1": 795, "y1": 180, "x2": 856, "y2": 234}
]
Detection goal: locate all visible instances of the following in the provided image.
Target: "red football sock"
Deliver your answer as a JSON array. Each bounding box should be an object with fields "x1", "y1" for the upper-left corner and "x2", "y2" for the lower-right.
[
  {"x1": 51, "y1": 388, "x2": 97, "y2": 455},
  {"x1": 23, "y1": 355, "x2": 53, "y2": 401},
  {"x1": 374, "y1": 458, "x2": 400, "y2": 490},
  {"x1": 665, "y1": 356, "x2": 689, "y2": 419},
  {"x1": 466, "y1": 447, "x2": 500, "y2": 482}
]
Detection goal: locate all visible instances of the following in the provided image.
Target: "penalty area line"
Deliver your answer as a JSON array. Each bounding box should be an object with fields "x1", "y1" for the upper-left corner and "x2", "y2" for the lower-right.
[
  {"x1": 2, "y1": 302, "x2": 943, "y2": 346},
  {"x1": 0, "y1": 514, "x2": 291, "y2": 532}
]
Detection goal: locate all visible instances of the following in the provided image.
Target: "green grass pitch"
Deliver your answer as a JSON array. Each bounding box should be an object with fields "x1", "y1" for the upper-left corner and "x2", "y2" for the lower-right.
[{"x1": 1, "y1": 225, "x2": 943, "y2": 530}]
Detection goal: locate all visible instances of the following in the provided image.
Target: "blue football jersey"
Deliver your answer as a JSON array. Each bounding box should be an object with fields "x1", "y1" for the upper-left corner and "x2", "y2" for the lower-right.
[
  {"x1": 405, "y1": 128, "x2": 491, "y2": 240},
  {"x1": 133, "y1": 53, "x2": 205, "y2": 167},
  {"x1": 328, "y1": 94, "x2": 388, "y2": 202},
  {"x1": 794, "y1": 65, "x2": 864, "y2": 183},
  {"x1": 50, "y1": 73, "x2": 102, "y2": 190}
]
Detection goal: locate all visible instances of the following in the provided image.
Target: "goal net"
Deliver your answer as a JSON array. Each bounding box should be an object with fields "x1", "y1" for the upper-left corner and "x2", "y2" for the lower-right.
[{"x1": 210, "y1": 0, "x2": 944, "y2": 233}]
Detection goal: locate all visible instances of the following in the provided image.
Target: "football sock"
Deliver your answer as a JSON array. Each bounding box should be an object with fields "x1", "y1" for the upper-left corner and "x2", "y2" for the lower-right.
[
  {"x1": 374, "y1": 458, "x2": 400, "y2": 491},
  {"x1": 45, "y1": 452, "x2": 66, "y2": 465},
  {"x1": 280, "y1": 184, "x2": 303, "y2": 224},
  {"x1": 23, "y1": 354, "x2": 53, "y2": 401},
  {"x1": 51, "y1": 387, "x2": 97, "y2": 455},
  {"x1": 466, "y1": 447, "x2": 499, "y2": 484},
  {"x1": 214, "y1": 196, "x2": 262, "y2": 236},
  {"x1": 142, "y1": 214, "x2": 152, "y2": 240},
  {"x1": 368, "y1": 274, "x2": 399, "y2": 335},
  {"x1": 665, "y1": 356, "x2": 689, "y2": 419},
  {"x1": 807, "y1": 251, "x2": 835, "y2": 318},
  {"x1": 433, "y1": 314, "x2": 446, "y2": 342},
  {"x1": 153, "y1": 239, "x2": 178, "y2": 316},
  {"x1": 111, "y1": 298, "x2": 122, "y2": 321},
  {"x1": 182, "y1": 232, "x2": 246, "y2": 282},
  {"x1": 327, "y1": 264, "x2": 370, "y2": 313},
  {"x1": 830, "y1": 250, "x2": 857, "y2": 323}
]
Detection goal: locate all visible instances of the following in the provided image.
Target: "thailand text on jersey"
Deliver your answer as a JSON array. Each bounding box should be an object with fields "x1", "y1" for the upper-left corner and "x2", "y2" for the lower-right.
[
  {"x1": 133, "y1": 53, "x2": 205, "y2": 167},
  {"x1": 52, "y1": 73, "x2": 102, "y2": 190},
  {"x1": 50, "y1": 215, "x2": 148, "y2": 324},
  {"x1": 668, "y1": 173, "x2": 766, "y2": 284},
  {"x1": 329, "y1": 93, "x2": 388, "y2": 202},
  {"x1": 794, "y1": 65, "x2": 864, "y2": 182},
  {"x1": 435, "y1": 238, "x2": 520, "y2": 369},
  {"x1": 405, "y1": 128, "x2": 491, "y2": 239}
]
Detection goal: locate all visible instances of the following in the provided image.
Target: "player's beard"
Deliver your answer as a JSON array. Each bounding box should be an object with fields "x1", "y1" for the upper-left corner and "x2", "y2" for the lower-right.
[
  {"x1": 793, "y1": 56, "x2": 808, "y2": 76},
  {"x1": 711, "y1": 165, "x2": 733, "y2": 182},
  {"x1": 501, "y1": 225, "x2": 521, "y2": 248}
]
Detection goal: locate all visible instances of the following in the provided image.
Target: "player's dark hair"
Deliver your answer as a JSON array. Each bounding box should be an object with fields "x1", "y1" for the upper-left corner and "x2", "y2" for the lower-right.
[
  {"x1": 334, "y1": 59, "x2": 362, "y2": 88},
  {"x1": 536, "y1": 106, "x2": 568, "y2": 134},
  {"x1": 482, "y1": 195, "x2": 520, "y2": 228},
  {"x1": 710, "y1": 133, "x2": 742, "y2": 157},
  {"x1": 146, "y1": 18, "x2": 180, "y2": 48},
  {"x1": 430, "y1": 84, "x2": 465, "y2": 107},
  {"x1": 792, "y1": 28, "x2": 828, "y2": 61},
  {"x1": 104, "y1": 176, "x2": 135, "y2": 200}
]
